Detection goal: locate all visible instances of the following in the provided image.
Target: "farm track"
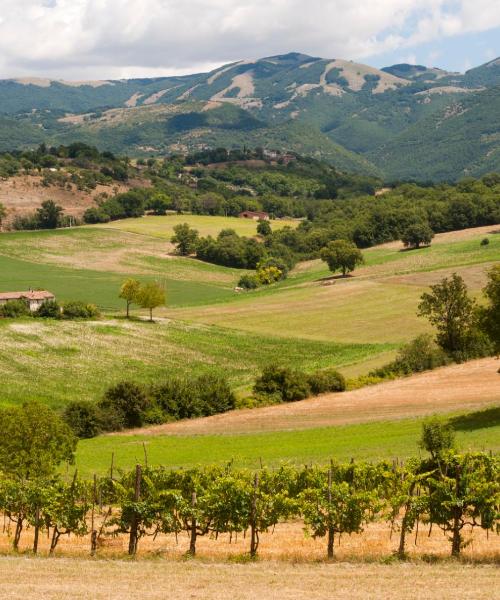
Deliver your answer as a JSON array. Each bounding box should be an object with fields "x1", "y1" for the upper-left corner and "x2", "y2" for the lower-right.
[{"x1": 122, "y1": 357, "x2": 500, "y2": 436}]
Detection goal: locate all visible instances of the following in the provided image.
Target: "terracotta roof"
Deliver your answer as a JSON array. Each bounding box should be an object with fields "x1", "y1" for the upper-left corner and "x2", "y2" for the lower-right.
[
  {"x1": 0, "y1": 291, "x2": 55, "y2": 301},
  {"x1": 239, "y1": 211, "x2": 269, "y2": 217}
]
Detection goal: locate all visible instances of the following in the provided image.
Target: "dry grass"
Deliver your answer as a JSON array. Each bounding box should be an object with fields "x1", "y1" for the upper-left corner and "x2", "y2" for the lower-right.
[
  {"x1": 0, "y1": 175, "x2": 132, "y2": 225},
  {"x1": 0, "y1": 557, "x2": 497, "y2": 600},
  {"x1": 0, "y1": 521, "x2": 497, "y2": 600},
  {"x1": 122, "y1": 357, "x2": 500, "y2": 436},
  {"x1": 379, "y1": 225, "x2": 500, "y2": 249},
  {"x1": 1, "y1": 519, "x2": 498, "y2": 563}
]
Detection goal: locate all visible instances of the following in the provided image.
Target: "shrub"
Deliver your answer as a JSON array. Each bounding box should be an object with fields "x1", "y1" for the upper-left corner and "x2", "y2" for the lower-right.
[
  {"x1": 151, "y1": 373, "x2": 235, "y2": 420},
  {"x1": 370, "y1": 335, "x2": 450, "y2": 379},
  {"x1": 308, "y1": 368, "x2": 346, "y2": 394},
  {"x1": 238, "y1": 274, "x2": 260, "y2": 289},
  {"x1": 480, "y1": 238, "x2": 490, "y2": 246},
  {"x1": 98, "y1": 381, "x2": 150, "y2": 431},
  {"x1": 35, "y1": 299, "x2": 61, "y2": 318},
  {"x1": 253, "y1": 365, "x2": 311, "y2": 402},
  {"x1": 151, "y1": 378, "x2": 193, "y2": 421},
  {"x1": 256, "y1": 266, "x2": 283, "y2": 285},
  {"x1": 83, "y1": 207, "x2": 111, "y2": 223},
  {"x1": 62, "y1": 301, "x2": 100, "y2": 319},
  {"x1": 63, "y1": 401, "x2": 102, "y2": 439},
  {"x1": 0, "y1": 299, "x2": 30, "y2": 318},
  {"x1": 194, "y1": 373, "x2": 236, "y2": 416},
  {"x1": 394, "y1": 334, "x2": 449, "y2": 374}
]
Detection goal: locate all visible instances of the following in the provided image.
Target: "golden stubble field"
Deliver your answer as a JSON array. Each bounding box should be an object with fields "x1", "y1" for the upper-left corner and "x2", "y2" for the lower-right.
[
  {"x1": 0, "y1": 517, "x2": 498, "y2": 599},
  {"x1": 0, "y1": 553, "x2": 497, "y2": 600},
  {"x1": 1, "y1": 519, "x2": 498, "y2": 563}
]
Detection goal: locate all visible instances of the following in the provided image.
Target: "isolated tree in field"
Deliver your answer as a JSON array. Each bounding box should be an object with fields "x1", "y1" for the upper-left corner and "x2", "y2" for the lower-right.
[
  {"x1": 320, "y1": 239, "x2": 364, "y2": 277},
  {"x1": 36, "y1": 199, "x2": 64, "y2": 229},
  {"x1": 171, "y1": 223, "x2": 199, "y2": 256},
  {"x1": 418, "y1": 274, "x2": 476, "y2": 355},
  {"x1": 257, "y1": 219, "x2": 272, "y2": 237},
  {"x1": 0, "y1": 402, "x2": 76, "y2": 479},
  {"x1": 119, "y1": 278, "x2": 141, "y2": 318},
  {"x1": 479, "y1": 264, "x2": 500, "y2": 353},
  {"x1": 0, "y1": 202, "x2": 6, "y2": 229},
  {"x1": 137, "y1": 281, "x2": 166, "y2": 321},
  {"x1": 401, "y1": 221, "x2": 434, "y2": 249}
]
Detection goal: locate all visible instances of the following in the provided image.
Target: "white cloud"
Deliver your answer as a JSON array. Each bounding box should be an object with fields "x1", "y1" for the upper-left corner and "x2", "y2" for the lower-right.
[{"x1": 0, "y1": 0, "x2": 498, "y2": 78}]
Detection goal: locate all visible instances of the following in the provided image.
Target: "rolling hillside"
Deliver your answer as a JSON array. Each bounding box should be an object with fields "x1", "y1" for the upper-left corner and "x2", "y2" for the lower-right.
[{"x1": 0, "y1": 53, "x2": 498, "y2": 180}]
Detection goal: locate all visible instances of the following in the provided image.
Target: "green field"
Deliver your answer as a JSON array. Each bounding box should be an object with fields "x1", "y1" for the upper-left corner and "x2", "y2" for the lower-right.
[
  {"x1": 98, "y1": 214, "x2": 298, "y2": 239},
  {"x1": 0, "y1": 228, "x2": 243, "y2": 309},
  {"x1": 76, "y1": 408, "x2": 500, "y2": 477},
  {"x1": 0, "y1": 318, "x2": 390, "y2": 409},
  {"x1": 173, "y1": 232, "x2": 500, "y2": 343},
  {"x1": 0, "y1": 223, "x2": 498, "y2": 472}
]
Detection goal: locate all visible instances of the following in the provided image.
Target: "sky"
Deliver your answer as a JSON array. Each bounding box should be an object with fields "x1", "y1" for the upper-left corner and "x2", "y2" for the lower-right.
[{"x1": 0, "y1": 0, "x2": 498, "y2": 80}]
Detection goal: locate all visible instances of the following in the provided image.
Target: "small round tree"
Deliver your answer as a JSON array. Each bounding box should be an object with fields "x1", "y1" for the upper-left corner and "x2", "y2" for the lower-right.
[
  {"x1": 401, "y1": 222, "x2": 434, "y2": 249},
  {"x1": 137, "y1": 281, "x2": 166, "y2": 322},
  {"x1": 320, "y1": 239, "x2": 364, "y2": 277},
  {"x1": 171, "y1": 223, "x2": 199, "y2": 256},
  {"x1": 257, "y1": 219, "x2": 272, "y2": 237},
  {"x1": 119, "y1": 278, "x2": 141, "y2": 318}
]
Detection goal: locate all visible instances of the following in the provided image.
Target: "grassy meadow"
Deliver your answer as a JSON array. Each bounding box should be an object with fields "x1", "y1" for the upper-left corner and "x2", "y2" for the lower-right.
[
  {"x1": 76, "y1": 408, "x2": 500, "y2": 477},
  {"x1": 98, "y1": 214, "x2": 298, "y2": 239},
  {"x1": 0, "y1": 317, "x2": 390, "y2": 409},
  {"x1": 0, "y1": 222, "x2": 498, "y2": 472}
]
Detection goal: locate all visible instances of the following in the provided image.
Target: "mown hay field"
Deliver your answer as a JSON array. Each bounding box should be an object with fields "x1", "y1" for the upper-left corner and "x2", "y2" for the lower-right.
[{"x1": 0, "y1": 556, "x2": 497, "y2": 600}]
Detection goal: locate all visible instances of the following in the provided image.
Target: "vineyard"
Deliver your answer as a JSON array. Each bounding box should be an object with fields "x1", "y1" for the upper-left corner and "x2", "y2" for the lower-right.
[{"x1": 1, "y1": 443, "x2": 498, "y2": 562}]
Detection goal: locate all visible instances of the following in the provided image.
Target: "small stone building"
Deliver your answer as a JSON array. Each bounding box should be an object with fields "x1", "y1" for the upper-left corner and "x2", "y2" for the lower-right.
[
  {"x1": 238, "y1": 211, "x2": 270, "y2": 221},
  {"x1": 0, "y1": 290, "x2": 55, "y2": 312}
]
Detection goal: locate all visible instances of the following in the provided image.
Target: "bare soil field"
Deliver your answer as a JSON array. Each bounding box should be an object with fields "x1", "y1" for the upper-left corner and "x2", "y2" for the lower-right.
[
  {"x1": 0, "y1": 176, "x2": 130, "y2": 226},
  {"x1": 0, "y1": 555, "x2": 497, "y2": 600},
  {"x1": 128, "y1": 358, "x2": 500, "y2": 436}
]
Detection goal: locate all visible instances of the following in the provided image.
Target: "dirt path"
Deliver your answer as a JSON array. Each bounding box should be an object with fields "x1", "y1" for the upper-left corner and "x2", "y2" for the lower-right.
[{"x1": 126, "y1": 358, "x2": 500, "y2": 436}]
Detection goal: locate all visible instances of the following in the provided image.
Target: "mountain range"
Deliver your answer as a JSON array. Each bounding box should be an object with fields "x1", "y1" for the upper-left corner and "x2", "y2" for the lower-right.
[{"x1": 1, "y1": 52, "x2": 499, "y2": 181}]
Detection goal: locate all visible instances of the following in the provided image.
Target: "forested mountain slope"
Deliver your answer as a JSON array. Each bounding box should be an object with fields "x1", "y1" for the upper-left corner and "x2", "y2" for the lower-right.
[{"x1": 0, "y1": 53, "x2": 498, "y2": 181}]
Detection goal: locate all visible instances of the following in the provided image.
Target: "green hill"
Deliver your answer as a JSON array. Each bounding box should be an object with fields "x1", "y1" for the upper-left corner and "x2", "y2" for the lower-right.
[{"x1": 0, "y1": 52, "x2": 498, "y2": 181}]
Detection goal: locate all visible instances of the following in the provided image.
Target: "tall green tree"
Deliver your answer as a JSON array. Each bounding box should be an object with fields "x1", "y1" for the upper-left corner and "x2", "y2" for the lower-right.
[
  {"x1": 171, "y1": 223, "x2": 199, "y2": 256},
  {"x1": 0, "y1": 402, "x2": 76, "y2": 480},
  {"x1": 137, "y1": 282, "x2": 166, "y2": 322},
  {"x1": 479, "y1": 264, "x2": 500, "y2": 353},
  {"x1": 401, "y1": 221, "x2": 434, "y2": 249},
  {"x1": 119, "y1": 278, "x2": 141, "y2": 318},
  {"x1": 418, "y1": 274, "x2": 476, "y2": 355},
  {"x1": 320, "y1": 239, "x2": 364, "y2": 277}
]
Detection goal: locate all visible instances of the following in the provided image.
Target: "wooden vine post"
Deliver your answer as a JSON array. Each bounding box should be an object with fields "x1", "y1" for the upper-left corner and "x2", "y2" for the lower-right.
[
  {"x1": 128, "y1": 464, "x2": 142, "y2": 556},
  {"x1": 250, "y1": 473, "x2": 259, "y2": 558},
  {"x1": 90, "y1": 474, "x2": 98, "y2": 556},
  {"x1": 189, "y1": 491, "x2": 197, "y2": 556},
  {"x1": 327, "y1": 462, "x2": 334, "y2": 559}
]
